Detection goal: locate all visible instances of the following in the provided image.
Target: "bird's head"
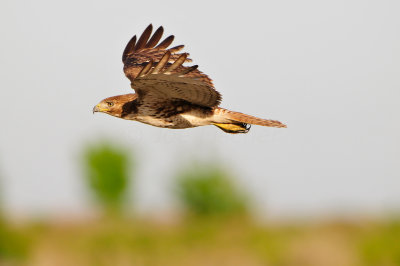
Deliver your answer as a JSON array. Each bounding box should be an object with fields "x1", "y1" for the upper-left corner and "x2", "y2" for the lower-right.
[{"x1": 93, "y1": 93, "x2": 137, "y2": 118}]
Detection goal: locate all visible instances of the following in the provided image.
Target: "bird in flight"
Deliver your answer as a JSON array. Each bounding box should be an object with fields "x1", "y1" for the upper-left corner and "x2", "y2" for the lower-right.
[{"x1": 93, "y1": 24, "x2": 286, "y2": 133}]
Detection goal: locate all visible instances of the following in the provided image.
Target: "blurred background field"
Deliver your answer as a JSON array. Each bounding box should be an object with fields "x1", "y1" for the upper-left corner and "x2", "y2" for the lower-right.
[
  {"x1": 0, "y1": 141, "x2": 399, "y2": 266},
  {"x1": 2, "y1": 216, "x2": 400, "y2": 266}
]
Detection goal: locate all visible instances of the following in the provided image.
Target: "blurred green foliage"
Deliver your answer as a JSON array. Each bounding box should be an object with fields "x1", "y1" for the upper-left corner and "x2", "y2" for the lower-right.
[
  {"x1": 0, "y1": 172, "x2": 30, "y2": 262},
  {"x1": 358, "y1": 220, "x2": 400, "y2": 265},
  {"x1": 0, "y1": 221, "x2": 30, "y2": 261},
  {"x1": 175, "y1": 163, "x2": 247, "y2": 217},
  {"x1": 83, "y1": 141, "x2": 133, "y2": 215}
]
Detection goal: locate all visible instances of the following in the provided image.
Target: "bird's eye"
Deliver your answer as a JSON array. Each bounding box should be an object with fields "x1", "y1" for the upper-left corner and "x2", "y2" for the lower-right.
[{"x1": 107, "y1": 102, "x2": 114, "y2": 107}]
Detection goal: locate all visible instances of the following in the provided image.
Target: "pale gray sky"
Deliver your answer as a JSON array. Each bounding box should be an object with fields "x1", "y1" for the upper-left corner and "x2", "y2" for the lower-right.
[{"x1": 0, "y1": 0, "x2": 399, "y2": 219}]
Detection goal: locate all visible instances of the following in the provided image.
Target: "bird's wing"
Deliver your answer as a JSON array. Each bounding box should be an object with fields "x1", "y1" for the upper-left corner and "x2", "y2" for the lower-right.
[
  {"x1": 123, "y1": 24, "x2": 221, "y2": 108},
  {"x1": 131, "y1": 51, "x2": 221, "y2": 108}
]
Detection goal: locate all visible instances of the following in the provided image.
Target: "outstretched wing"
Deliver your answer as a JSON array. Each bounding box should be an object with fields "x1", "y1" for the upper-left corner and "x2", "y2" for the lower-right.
[
  {"x1": 123, "y1": 24, "x2": 221, "y2": 108},
  {"x1": 131, "y1": 51, "x2": 221, "y2": 108}
]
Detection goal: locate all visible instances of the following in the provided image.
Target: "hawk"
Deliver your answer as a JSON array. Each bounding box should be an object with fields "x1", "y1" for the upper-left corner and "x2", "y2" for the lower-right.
[{"x1": 93, "y1": 24, "x2": 286, "y2": 133}]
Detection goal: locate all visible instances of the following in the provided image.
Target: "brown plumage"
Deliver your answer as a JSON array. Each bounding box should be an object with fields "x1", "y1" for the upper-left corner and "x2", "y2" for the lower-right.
[{"x1": 93, "y1": 24, "x2": 286, "y2": 133}]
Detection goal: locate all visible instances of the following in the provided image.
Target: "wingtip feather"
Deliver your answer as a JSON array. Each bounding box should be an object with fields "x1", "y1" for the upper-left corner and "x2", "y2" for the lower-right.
[
  {"x1": 134, "y1": 24, "x2": 153, "y2": 51},
  {"x1": 122, "y1": 35, "x2": 137, "y2": 62},
  {"x1": 146, "y1": 26, "x2": 164, "y2": 48},
  {"x1": 156, "y1": 35, "x2": 174, "y2": 49}
]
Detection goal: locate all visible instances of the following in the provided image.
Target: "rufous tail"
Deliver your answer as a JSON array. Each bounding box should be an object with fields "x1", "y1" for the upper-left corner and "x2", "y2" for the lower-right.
[{"x1": 213, "y1": 108, "x2": 286, "y2": 134}]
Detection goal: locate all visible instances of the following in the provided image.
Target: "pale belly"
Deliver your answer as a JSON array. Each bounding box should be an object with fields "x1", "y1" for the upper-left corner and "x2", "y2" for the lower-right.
[
  {"x1": 135, "y1": 115, "x2": 175, "y2": 128},
  {"x1": 133, "y1": 112, "x2": 213, "y2": 129}
]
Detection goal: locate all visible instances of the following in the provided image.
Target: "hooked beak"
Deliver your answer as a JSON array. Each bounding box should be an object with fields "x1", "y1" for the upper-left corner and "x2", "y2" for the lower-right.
[
  {"x1": 93, "y1": 104, "x2": 110, "y2": 114},
  {"x1": 93, "y1": 105, "x2": 100, "y2": 114}
]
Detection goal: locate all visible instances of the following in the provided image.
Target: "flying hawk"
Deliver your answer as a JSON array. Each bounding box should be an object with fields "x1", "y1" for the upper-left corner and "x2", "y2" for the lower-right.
[{"x1": 93, "y1": 24, "x2": 286, "y2": 133}]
